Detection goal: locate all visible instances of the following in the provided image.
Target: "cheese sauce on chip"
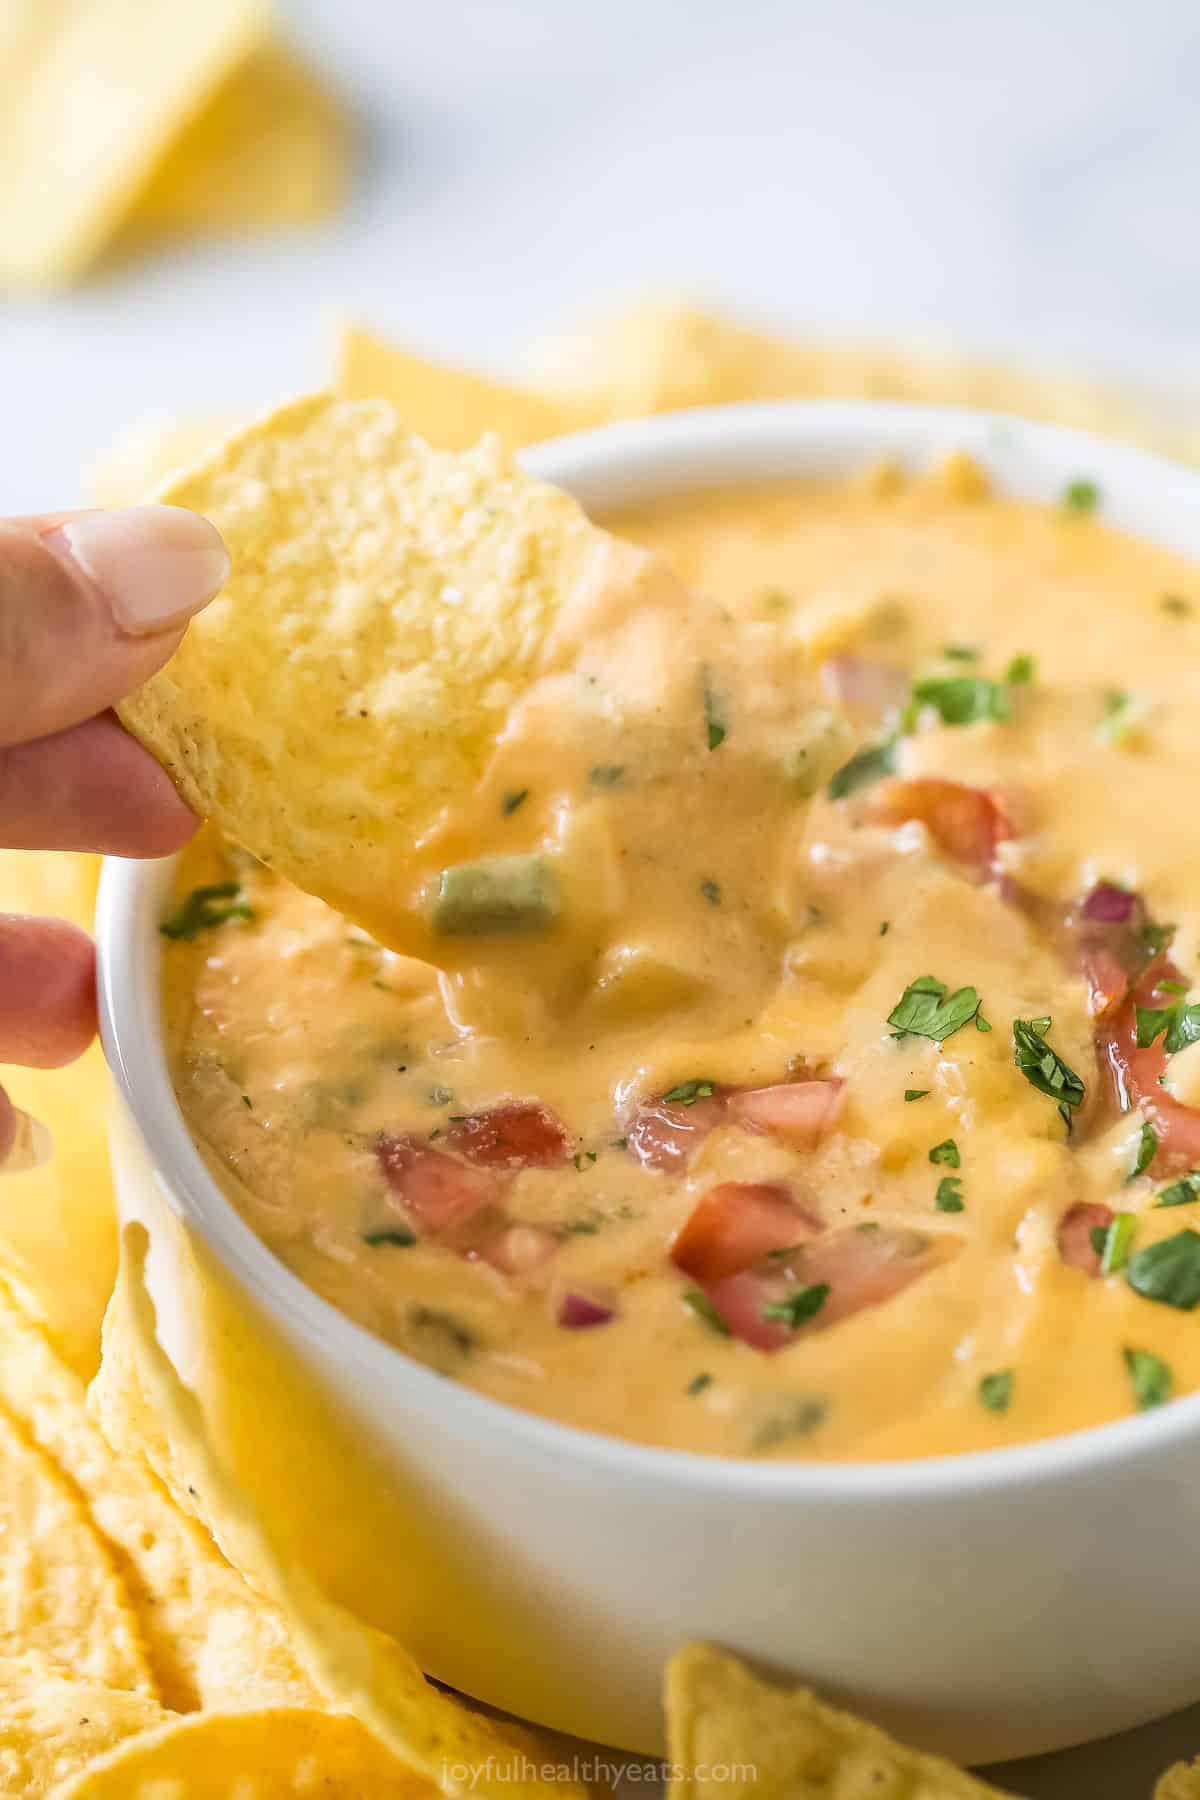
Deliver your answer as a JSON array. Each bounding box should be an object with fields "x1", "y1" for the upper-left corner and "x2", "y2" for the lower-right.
[{"x1": 163, "y1": 461, "x2": 1200, "y2": 1460}]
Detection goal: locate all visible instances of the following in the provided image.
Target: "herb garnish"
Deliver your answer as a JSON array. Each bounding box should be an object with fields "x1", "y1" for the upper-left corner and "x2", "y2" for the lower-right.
[
  {"x1": 160, "y1": 881, "x2": 254, "y2": 940},
  {"x1": 828, "y1": 736, "x2": 897, "y2": 800},
  {"x1": 749, "y1": 1397, "x2": 826, "y2": 1450},
  {"x1": 241, "y1": 1094, "x2": 253, "y2": 1110},
  {"x1": 943, "y1": 644, "x2": 980, "y2": 662},
  {"x1": 572, "y1": 1150, "x2": 598, "y2": 1171},
  {"x1": 683, "y1": 1288, "x2": 730, "y2": 1335},
  {"x1": 700, "y1": 878, "x2": 722, "y2": 906},
  {"x1": 904, "y1": 1088, "x2": 930, "y2": 1102},
  {"x1": 1099, "y1": 1212, "x2": 1136, "y2": 1275},
  {"x1": 1005, "y1": 652, "x2": 1036, "y2": 685},
  {"x1": 1095, "y1": 689, "x2": 1145, "y2": 745},
  {"x1": 1135, "y1": 993, "x2": 1200, "y2": 1055},
  {"x1": 761, "y1": 1283, "x2": 830, "y2": 1330},
  {"x1": 1124, "y1": 1347, "x2": 1171, "y2": 1411},
  {"x1": 663, "y1": 1080, "x2": 716, "y2": 1106},
  {"x1": 979, "y1": 1370, "x2": 1013, "y2": 1413},
  {"x1": 1063, "y1": 478, "x2": 1099, "y2": 513},
  {"x1": 1012, "y1": 1016, "x2": 1086, "y2": 1131},
  {"x1": 910, "y1": 674, "x2": 1010, "y2": 727},
  {"x1": 935, "y1": 1177, "x2": 965, "y2": 1212},
  {"x1": 1157, "y1": 1172, "x2": 1200, "y2": 1208},
  {"x1": 702, "y1": 669, "x2": 727, "y2": 751},
  {"x1": 1129, "y1": 1119, "x2": 1159, "y2": 1181},
  {"x1": 502, "y1": 788, "x2": 529, "y2": 815},
  {"x1": 1138, "y1": 919, "x2": 1176, "y2": 958},
  {"x1": 929, "y1": 1138, "x2": 960, "y2": 1168},
  {"x1": 888, "y1": 975, "x2": 986, "y2": 1042},
  {"x1": 687, "y1": 1372, "x2": 713, "y2": 1395},
  {"x1": 590, "y1": 764, "x2": 625, "y2": 787},
  {"x1": 1161, "y1": 594, "x2": 1192, "y2": 617},
  {"x1": 1126, "y1": 1229, "x2": 1200, "y2": 1310},
  {"x1": 363, "y1": 1225, "x2": 416, "y2": 1248}
]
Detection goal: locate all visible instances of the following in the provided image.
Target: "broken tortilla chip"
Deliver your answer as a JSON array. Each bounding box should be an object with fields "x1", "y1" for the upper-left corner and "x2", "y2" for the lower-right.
[
  {"x1": 48, "y1": 1705, "x2": 432, "y2": 1799},
  {"x1": 0, "y1": 1654, "x2": 166, "y2": 1797},
  {"x1": 336, "y1": 324, "x2": 594, "y2": 450},
  {"x1": 1158, "y1": 1765, "x2": 1200, "y2": 1800},
  {"x1": 663, "y1": 1643, "x2": 1021, "y2": 1799}
]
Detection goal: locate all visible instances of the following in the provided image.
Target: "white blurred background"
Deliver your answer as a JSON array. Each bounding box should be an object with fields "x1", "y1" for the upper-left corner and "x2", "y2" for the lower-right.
[
  {"x1": 4, "y1": 3, "x2": 1200, "y2": 1789},
  {"x1": 3, "y1": 0, "x2": 1199, "y2": 510}
]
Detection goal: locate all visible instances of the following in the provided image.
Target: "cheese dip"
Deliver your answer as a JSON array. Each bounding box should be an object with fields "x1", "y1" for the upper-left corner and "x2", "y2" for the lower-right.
[{"x1": 163, "y1": 459, "x2": 1200, "y2": 1460}]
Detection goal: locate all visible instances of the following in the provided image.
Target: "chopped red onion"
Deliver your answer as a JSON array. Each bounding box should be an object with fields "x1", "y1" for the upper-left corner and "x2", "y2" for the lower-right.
[
  {"x1": 557, "y1": 1288, "x2": 617, "y2": 1329},
  {"x1": 1081, "y1": 882, "x2": 1136, "y2": 925}
]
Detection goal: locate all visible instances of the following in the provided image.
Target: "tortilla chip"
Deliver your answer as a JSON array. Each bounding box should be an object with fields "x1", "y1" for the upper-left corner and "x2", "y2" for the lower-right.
[
  {"x1": 0, "y1": 1273, "x2": 319, "y2": 1716},
  {"x1": 527, "y1": 298, "x2": 1198, "y2": 460},
  {"x1": 1158, "y1": 1765, "x2": 1200, "y2": 1800},
  {"x1": 0, "y1": 852, "x2": 114, "y2": 1382},
  {"x1": 664, "y1": 1644, "x2": 1020, "y2": 1798},
  {"x1": 48, "y1": 1706, "x2": 432, "y2": 1798},
  {"x1": 0, "y1": 1405, "x2": 153, "y2": 1694},
  {"x1": 107, "y1": 1222, "x2": 589, "y2": 1800},
  {"x1": 115, "y1": 393, "x2": 618, "y2": 950},
  {"x1": 0, "y1": 1654, "x2": 166, "y2": 1797},
  {"x1": 88, "y1": 416, "x2": 242, "y2": 509},
  {"x1": 337, "y1": 324, "x2": 594, "y2": 449},
  {"x1": 132, "y1": 41, "x2": 352, "y2": 234},
  {"x1": 0, "y1": 0, "x2": 268, "y2": 288}
]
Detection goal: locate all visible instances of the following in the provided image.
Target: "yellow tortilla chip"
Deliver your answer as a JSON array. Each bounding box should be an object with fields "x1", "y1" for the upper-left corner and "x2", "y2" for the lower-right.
[
  {"x1": 0, "y1": 1404, "x2": 152, "y2": 1694},
  {"x1": 0, "y1": 1274, "x2": 319, "y2": 1716},
  {"x1": 0, "y1": 1654, "x2": 166, "y2": 1797},
  {"x1": 1158, "y1": 1765, "x2": 1200, "y2": 1800},
  {"x1": 0, "y1": 851, "x2": 114, "y2": 1381},
  {"x1": 337, "y1": 324, "x2": 594, "y2": 450},
  {"x1": 664, "y1": 1644, "x2": 1020, "y2": 1798},
  {"x1": 106, "y1": 1222, "x2": 589, "y2": 1800},
  {"x1": 527, "y1": 297, "x2": 1198, "y2": 460},
  {"x1": 48, "y1": 1706, "x2": 431, "y2": 1799},
  {"x1": 116, "y1": 393, "x2": 618, "y2": 950},
  {"x1": 0, "y1": 0, "x2": 268, "y2": 288},
  {"x1": 88, "y1": 416, "x2": 241, "y2": 509},
  {"x1": 132, "y1": 41, "x2": 352, "y2": 234}
]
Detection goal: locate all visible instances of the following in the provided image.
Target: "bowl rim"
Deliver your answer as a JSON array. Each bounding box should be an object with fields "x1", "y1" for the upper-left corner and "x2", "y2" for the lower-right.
[{"x1": 98, "y1": 394, "x2": 1200, "y2": 1501}]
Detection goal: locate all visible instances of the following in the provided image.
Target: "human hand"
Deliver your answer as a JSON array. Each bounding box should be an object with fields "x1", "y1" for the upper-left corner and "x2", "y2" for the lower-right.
[{"x1": 0, "y1": 505, "x2": 228, "y2": 1170}]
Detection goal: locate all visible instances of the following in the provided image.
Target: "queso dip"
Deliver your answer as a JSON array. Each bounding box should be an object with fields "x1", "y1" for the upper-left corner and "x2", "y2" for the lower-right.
[{"x1": 163, "y1": 459, "x2": 1200, "y2": 1460}]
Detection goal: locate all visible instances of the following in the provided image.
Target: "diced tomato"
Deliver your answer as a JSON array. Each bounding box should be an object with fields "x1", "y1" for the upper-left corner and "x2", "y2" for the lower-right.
[
  {"x1": 672, "y1": 1182, "x2": 821, "y2": 1284},
  {"x1": 627, "y1": 1089, "x2": 730, "y2": 1171},
  {"x1": 1099, "y1": 959, "x2": 1200, "y2": 1172},
  {"x1": 865, "y1": 778, "x2": 1011, "y2": 879},
  {"x1": 1079, "y1": 945, "x2": 1130, "y2": 1019},
  {"x1": 734, "y1": 1079, "x2": 845, "y2": 1144},
  {"x1": 698, "y1": 1224, "x2": 946, "y2": 1353},
  {"x1": 446, "y1": 1101, "x2": 570, "y2": 1170},
  {"x1": 1056, "y1": 1201, "x2": 1113, "y2": 1277},
  {"x1": 375, "y1": 1134, "x2": 496, "y2": 1234}
]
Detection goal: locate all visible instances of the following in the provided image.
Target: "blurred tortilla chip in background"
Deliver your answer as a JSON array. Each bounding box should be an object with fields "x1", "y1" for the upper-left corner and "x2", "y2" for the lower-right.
[{"x1": 0, "y1": 0, "x2": 352, "y2": 290}]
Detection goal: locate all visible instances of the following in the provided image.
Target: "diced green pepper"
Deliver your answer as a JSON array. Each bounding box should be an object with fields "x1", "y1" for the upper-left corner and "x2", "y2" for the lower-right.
[{"x1": 432, "y1": 854, "x2": 561, "y2": 936}]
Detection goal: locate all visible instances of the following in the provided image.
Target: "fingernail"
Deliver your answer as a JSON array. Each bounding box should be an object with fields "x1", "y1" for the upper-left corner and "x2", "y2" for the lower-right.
[
  {"x1": 0, "y1": 1109, "x2": 53, "y2": 1175},
  {"x1": 44, "y1": 504, "x2": 229, "y2": 636}
]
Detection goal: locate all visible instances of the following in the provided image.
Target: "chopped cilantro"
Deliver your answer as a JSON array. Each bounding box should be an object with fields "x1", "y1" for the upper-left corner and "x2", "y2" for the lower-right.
[
  {"x1": 610, "y1": 1136, "x2": 628, "y2": 1152},
  {"x1": 888, "y1": 974, "x2": 985, "y2": 1042},
  {"x1": 1089, "y1": 1226, "x2": 1108, "y2": 1257},
  {"x1": 1100, "y1": 1212, "x2": 1137, "y2": 1275},
  {"x1": 943, "y1": 644, "x2": 980, "y2": 662},
  {"x1": 702, "y1": 668, "x2": 727, "y2": 751},
  {"x1": 1063, "y1": 478, "x2": 1099, "y2": 513},
  {"x1": 1135, "y1": 995, "x2": 1200, "y2": 1055},
  {"x1": 687, "y1": 1372, "x2": 714, "y2": 1395},
  {"x1": 935, "y1": 1176, "x2": 965, "y2": 1212},
  {"x1": 590, "y1": 764, "x2": 625, "y2": 787},
  {"x1": 827, "y1": 736, "x2": 896, "y2": 800},
  {"x1": 749, "y1": 1397, "x2": 826, "y2": 1450},
  {"x1": 241, "y1": 1094, "x2": 253, "y2": 1110},
  {"x1": 565, "y1": 1217, "x2": 599, "y2": 1234},
  {"x1": 1129, "y1": 1120, "x2": 1159, "y2": 1182},
  {"x1": 1095, "y1": 689, "x2": 1145, "y2": 744},
  {"x1": 761, "y1": 1283, "x2": 830, "y2": 1329},
  {"x1": 683, "y1": 1288, "x2": 730, "y2": 1335},
  {"x1": 1157, "y1": 1172, "x2": 1200, "y2": 1208},
  {"x1": 929, "y1": 1138, "x2": 960, "y2": 1168},
  {"x1": 910, "y1": 674, "x2": 1009, "y2": 727},
  {"x1": 879, "y1": 921, "x2": 890, "y2": 936},
  {"x1": 700, "y1": 878, "x2": 722, "y2": 906},
  {"x1": 1126, "y1": 1229, "x2": 1200, "y2": 1310},
  {"x1": 978, "y1": 1370, "x2": 1013, "y2": 1413},
  {"x1": 663, "y1": 1080, "x2": 716, "y2": 1106},
  {"x1": 501, "y1": 788, "x2": 529, "y2": 815},
  {"x1": 1012, "y1": 1016, "x2": 1086, "y2": 1131},
  {"x1": 428, "y1": 1086, "x2": 454, "y2": 1106},
  {"x1": 160, "y1": 881, "x2": 254, "y2": 940},
  {"x1": 904, "y1": 1088, "x2": 930, "y2": 1102},
  {"x1": 1005, "y1": 652, "x2": 1036, "y2": 685},
  {"x1": 1161, "y1": 593, "x2": 1192, "y2": 617},
  {"x1": 1124, "y1": 1346, "x2": 1172, "y2": 1411},
  {"x1": 363, "y1": 1226, "x2": 416, "y2": 1248},
  {"x1": 572, "y1": 1150, "x2": 598, "y2": 1171},
  {"x1": 1138, "y1": 919, "x2": 1176, "y2": 958}
]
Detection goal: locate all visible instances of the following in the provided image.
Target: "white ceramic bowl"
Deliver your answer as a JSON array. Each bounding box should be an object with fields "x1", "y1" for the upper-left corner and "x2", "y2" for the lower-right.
[{"x1": 97, "y1": 401, "x2": 1200, "y2": 1768}]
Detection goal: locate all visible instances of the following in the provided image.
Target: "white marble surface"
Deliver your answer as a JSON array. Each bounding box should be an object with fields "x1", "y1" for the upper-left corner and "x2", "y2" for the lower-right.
[{"x1": 4, "y1": 2, "x2": 1200, "y2": 1789}]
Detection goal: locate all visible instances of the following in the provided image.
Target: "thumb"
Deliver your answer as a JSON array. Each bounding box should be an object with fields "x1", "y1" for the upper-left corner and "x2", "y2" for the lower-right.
[{"x1": 0, "y1": 505, "x2": 228, "y2": 748}]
